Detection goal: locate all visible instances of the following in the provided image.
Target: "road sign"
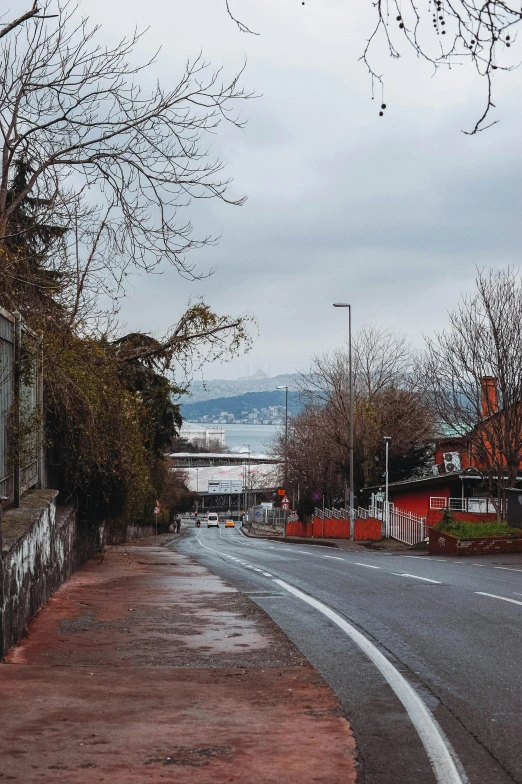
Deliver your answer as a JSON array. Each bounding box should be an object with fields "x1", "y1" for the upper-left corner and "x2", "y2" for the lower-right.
[
  {"x1": 281, "y1": 495, "x2": 289, "y2": 504},
  {"x1": 153, "y1": 501, "x2": 161, "y2": 515},
  {"x1": 277, "y1": 488, "x2": 285, "y2": 496},
  {"x1": 281, "y1": 501, "x2": 290, "y2": 510},
  {"x1": 312, "y1": 490, "x2": 322, "y2": 502}
]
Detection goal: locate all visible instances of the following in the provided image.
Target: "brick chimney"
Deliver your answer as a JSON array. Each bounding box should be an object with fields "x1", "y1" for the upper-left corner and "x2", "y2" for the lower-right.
[{"x1": 481, "y1": 377, "x2": 498, "y2": 418}]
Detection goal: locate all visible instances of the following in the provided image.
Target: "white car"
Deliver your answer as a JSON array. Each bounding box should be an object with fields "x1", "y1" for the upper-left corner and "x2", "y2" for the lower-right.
[{"x1": 207, "y1": 513, "x2": 219, "y2": 528}]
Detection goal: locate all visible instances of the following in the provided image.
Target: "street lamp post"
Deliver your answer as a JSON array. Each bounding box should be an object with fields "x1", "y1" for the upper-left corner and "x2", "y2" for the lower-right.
[
  {"x1": 276, "y1": 385, "x2": 289, "y2": 490},
  {"x1": 277, "y1": 385, "x2": 289, "y2": 538},
  {"x1": 242, "y1": 443, "x2": 251, "y2": 520},
  {"x1": 333, "y1": 303, "x2": 354, "y2": 542},
  {"x1": 383, "y1": 436, "x2": 392, "y2": 538}
]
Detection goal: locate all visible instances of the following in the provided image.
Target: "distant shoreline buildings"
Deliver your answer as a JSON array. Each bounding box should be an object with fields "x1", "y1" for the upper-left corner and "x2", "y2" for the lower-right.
[{"x1": 183, "y1": 404, "x2": 286, "y2": 426}]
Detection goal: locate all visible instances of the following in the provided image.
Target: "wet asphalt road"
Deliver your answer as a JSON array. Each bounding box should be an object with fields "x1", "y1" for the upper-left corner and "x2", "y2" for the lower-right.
[{"x1": 176, "y1": 526, "x2": 522, "y2": 784}]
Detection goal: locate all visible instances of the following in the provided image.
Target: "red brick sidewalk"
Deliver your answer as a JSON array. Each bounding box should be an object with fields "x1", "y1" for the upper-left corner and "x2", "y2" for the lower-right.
[{"x1": 0, "y1": 536, "x2": 357, "y2": 783}]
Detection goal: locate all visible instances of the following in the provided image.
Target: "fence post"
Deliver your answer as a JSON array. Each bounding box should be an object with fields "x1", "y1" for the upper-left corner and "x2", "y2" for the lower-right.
[{"x1": 13, "y1": 311, "x2": 21, "y2": 508}]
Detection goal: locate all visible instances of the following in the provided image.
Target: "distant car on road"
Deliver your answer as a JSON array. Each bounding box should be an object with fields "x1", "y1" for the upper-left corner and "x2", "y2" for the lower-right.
[
  {"x1": 225, "y1": 520, "x2": 235, "y2": 528},
  {"x1": 207, "y1": 513, "x2": 219, "y2": 528}
]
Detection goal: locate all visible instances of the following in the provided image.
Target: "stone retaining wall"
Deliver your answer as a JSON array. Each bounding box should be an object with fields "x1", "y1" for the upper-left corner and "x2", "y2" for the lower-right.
[
  {"x1": 1, "y1": 490, "x2": 156, "y2": 657},
  {"x1": 1, "y1": 491, "x2": 81, "y2": 656}
]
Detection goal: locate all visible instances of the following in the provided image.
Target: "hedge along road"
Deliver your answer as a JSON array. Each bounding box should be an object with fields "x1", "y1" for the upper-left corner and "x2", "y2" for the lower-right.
[{"x1": 175, "y1": 526, "x2": 522, "y2": 784}]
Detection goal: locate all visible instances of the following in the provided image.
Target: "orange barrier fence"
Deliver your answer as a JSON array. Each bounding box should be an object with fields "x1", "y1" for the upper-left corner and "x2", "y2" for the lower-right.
[
  {"x1": 286, "y1": 521, "x2": 314, "y2": 537},
  {"x1": 285, "y1": 516, "x2": 381, "y2": 540}
]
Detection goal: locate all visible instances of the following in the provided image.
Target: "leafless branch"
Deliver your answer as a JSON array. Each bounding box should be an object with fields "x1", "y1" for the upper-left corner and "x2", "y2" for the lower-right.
[{"x1": 0, "y1": 2, "x2": 57, "y2": 40}]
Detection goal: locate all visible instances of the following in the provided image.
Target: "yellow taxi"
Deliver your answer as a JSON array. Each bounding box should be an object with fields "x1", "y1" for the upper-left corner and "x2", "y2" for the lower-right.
[{"x1": 224, "y1": 519, "x2": 235, "y2": 528}]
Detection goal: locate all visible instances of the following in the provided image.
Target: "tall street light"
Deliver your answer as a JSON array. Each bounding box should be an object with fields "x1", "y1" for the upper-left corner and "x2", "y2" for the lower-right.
[
  {"x1": 276, "y1": 385, "x2": 289, "y2": 491},
  {"x1": 333, "y1": 302, "x2": 354, "y2": 542},
  {"x1": 242, "y1": 443, "x2": 251, "y2": 515},
  {"x1": 383, "y1": 436, "x2": 392, "y2": 538},
  {"x1": 277, "y1": 385, "x2": 289, "y2": 538}
]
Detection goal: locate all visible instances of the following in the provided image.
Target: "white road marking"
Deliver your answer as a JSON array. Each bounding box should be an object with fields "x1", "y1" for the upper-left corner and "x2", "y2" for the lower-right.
[
  {"x1": 262, "y1": 572, "x2": 273, "y2": 577},
  {"x1": 471, "y1": 564, "x2": 485, "y2": 567},
  {"x1": 296, "y1": 551, "x2": 315, "y2": 555},
  {"x1": 475, "y1": 592, "x2": 522, "y2": 607},
  {"x1": 493, "y1": 566, "x2": 522, "y2": 572},
  {"x1": 354, "y1": 562, "x2": 381, "y2": 570},
  {"x1": 393, "y1": 573, "x2": 442, "y2": 584},
  {"x1": 273, "y1": 579, "x2": 467, "y2": 784},
  {"x1": 323, "y1": 556, "x2": 345, "y2": 561},
  {"x1": 403, "y1": 555, "x2": 427, "y2": 560}
]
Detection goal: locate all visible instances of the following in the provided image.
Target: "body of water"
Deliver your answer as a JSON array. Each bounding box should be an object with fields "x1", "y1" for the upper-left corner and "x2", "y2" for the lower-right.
[{"x1": 222, "y1": 423, "x2": 280, "y2": 454}]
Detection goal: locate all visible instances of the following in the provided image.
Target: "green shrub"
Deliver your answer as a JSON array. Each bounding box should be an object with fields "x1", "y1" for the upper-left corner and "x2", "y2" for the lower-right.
[{"x1": 436, "y1": 518, "x2": 522, "y2": 538}]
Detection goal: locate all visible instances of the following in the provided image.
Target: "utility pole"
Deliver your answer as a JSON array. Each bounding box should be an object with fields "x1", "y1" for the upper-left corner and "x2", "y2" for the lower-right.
[
  {"x1": 384, "y1": 436, "x2": 392, "y2": 538},
  {"x1": 277, "y1": 385, "x2": 289, "y2": 537},
  {"x1": 242, "y1": 444, "x2": 250, "y2": 522},
  {"x1": 276, "y1": 385, "x2": 289, "y2": 490},
  {"x1": 333, "y1": 303, "x2": 354, "y2": 542}
]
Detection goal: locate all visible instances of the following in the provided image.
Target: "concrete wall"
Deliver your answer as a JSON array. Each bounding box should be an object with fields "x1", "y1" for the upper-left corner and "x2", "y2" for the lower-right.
[
  {"x1": 244, "y1": 519, "x2": 284, "y2": 537},
  {"x1": 1, "y1": 490, "x2": 156, "y2": 657},
  {"x1": 1, "y1": 490, "x2": 83, "y2": 656}
]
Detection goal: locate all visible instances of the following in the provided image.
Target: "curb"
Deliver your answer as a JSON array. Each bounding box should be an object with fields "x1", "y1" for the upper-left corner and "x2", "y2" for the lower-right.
[{"x1": 241, "y1": 529, "x2": 340, "y2": 548}]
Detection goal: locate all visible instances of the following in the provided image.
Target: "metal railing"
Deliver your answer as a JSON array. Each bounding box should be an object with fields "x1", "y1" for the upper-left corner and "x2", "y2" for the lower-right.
[
  {"x1": 315, "y1": 500, "x2": 425, "y2": 545},
  {"x1": 388, "y1": 506, "x2": 426, "y2": 545},
  {"x1": 430, "y1": 497, "x2": 496, "y2": 513},
  {"x1": 0, "y1": 306, "x2": 44, "y2": 507}
]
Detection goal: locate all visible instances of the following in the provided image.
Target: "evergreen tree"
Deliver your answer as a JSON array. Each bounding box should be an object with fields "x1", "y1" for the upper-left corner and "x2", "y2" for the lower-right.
[{"x1": 0, "y1": 157, "x2": 66, "y2": 318}]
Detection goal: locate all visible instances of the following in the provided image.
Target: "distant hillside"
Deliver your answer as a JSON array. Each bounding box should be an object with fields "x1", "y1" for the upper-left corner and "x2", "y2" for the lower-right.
[
  {"x1": 179, "y1": 373, "x2": 302, "y2": 404},
  {"x1": 180, "y1": 390, "x2": 302, "y2": 424}
]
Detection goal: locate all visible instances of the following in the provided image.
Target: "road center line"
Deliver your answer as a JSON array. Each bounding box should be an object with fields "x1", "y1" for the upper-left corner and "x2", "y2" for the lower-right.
[
  {"x1": 354, "y1": 562, "x2": 381, "y2": 569},
  {"x1": 493, "y1": 566, "x2": 522, "y2": 572},
  {"x1": 475, "y1": 592, "x2": 522, "y2": 607},
  {"x1": 393, "y1": 573, "x2": 442, "y2": 584},
  {"x1": 273, "y1": 579, "x2": 467, "y2": 784},
  {"x1": 323, "y1": 555, "x2": 345, "y2": 561}
]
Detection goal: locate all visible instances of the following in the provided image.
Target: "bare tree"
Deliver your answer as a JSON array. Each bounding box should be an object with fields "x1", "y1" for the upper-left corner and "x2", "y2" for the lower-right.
[
  {"x1": 110, "y1": 299, "x2": 254, "y2": 379},
  {"x1": 424, "y1": 267, "x2": 522, "y2": 518},
  {"x1": 0, "y1": 1, "x2": 252, "y2": 308},
  {"x1": 224, "y1": 0, "x2": 520, "y2": 132},
  {"x1": 273, "y1": 325, "x2": 435, "y2": 507}
]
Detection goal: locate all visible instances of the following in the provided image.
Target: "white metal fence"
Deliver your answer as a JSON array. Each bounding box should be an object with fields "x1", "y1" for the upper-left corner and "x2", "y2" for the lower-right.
[
  {"x1": 369, "y1": 495, "x2": 426, "y2": 544},
  {"x1": 388, "y1": 506, "x2": 426, "y2": 544}
]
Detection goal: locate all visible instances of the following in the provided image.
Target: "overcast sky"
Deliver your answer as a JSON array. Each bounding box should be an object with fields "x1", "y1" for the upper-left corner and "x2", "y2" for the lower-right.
[{"x1": 39, "y1": 1, "x2": 522, "y2": 379}]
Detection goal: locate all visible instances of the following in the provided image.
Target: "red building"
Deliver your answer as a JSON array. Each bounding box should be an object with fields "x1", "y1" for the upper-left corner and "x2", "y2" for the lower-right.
[{"x1": 364, "y1": 378, "x2": 506, "y2": 522}]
